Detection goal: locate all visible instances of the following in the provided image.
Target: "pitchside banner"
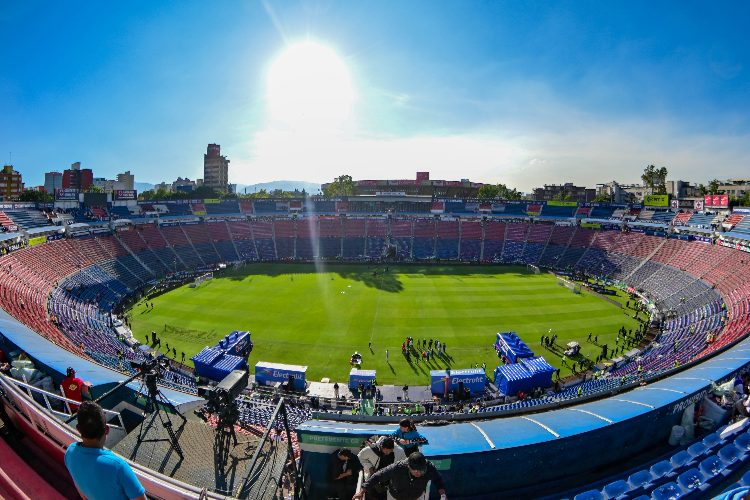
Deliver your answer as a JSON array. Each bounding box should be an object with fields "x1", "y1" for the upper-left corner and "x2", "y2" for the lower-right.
[
  {"x1": 430, "y1": 368, "x2": 486, "y2": 396},
  {"x1": 644, "y1": 194, "x2": 669, "y2": 207},
  {"x1": 55, "y1": 188, "x2": 79, "y2": 201},
  {"x1": 113, "y1": 190, "x2": 137, "y2": 200},
  {"x1": 28, "y1": 236, "x2": 46, "y2": 247},
  {"x1": 255, "y1": 361, "x2": 307, "y2": 390},
  {"x1": 547, "y1": 200, "x2": 578, "y2": 207}
]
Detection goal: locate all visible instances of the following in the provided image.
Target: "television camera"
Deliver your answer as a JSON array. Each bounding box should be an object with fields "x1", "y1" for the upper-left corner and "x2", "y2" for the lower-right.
[
  {"x1": 131, "y1": 356, "x2": 170, "y2": 397},
  {"x1": 195, "y1": 370, "x2": 250, "y2": 461}
]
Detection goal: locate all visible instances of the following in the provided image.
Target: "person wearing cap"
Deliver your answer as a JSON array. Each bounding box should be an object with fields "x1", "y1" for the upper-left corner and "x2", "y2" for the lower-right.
[
  {"x1": 353, "y1": 452, "x2": 446, "y2": 500},
  {"x1": 61, "y1": 367, "x2": 91, "y2": 413}
]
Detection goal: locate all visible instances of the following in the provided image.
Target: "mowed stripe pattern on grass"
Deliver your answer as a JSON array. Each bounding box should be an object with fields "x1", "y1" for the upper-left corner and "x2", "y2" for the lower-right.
[{"x1": 129, "y1": 264, "x2": 640, "y2": 385}]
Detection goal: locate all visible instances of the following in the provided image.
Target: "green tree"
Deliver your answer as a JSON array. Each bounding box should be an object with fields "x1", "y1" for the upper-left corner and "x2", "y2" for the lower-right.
[
  {"x1": 19, "y1": 189, "x2": 53, "y2": 202},
  {"x1": 593, "y1": 194, "x2": 611, "y2": 203},
  {"x1": 641, "y1": 164, "x2": 668, "y2": 194},
  {"x1": 86, "y1": 185, "x2": 104, "y2": 193},
  {"x1": 497, "y1": 183, "x2": 522, "y2": 200},
  {"x1": 322, "y1": 175, "x2": 355, "y2": 197},
  {"x1": 191, "y1": 185, "x2": 219, "y2": 199},
  {"x1": 707, "y1": 179, "x2": 722, "y2": 195},
  {"x1": 552, "y1": 191, "x2": 574, "y2": 201},
  {"x1": 477, "y1": 184, "x2": 500, "y2": 199}
]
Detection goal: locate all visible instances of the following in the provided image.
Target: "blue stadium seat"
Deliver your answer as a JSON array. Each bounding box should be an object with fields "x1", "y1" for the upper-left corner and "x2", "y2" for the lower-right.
[
  {"x1": 717, "y1": 443, "x2": 742, "y2": 465},
  {"x1": 669, "y1": 450, "x2": 691, "y2": 469},
  {"x1": 649, "y1": 460, "x2": 674, "y2": 480},
  {"x1": 740, "y1": 469, "x2": 750, "y2": 487},
  {"x1": 573, "y1": 489, "x2": 604, "y2": 500},
  {"x1": 734, "y1": 432, "x2": 750, "y2": 453},
  {"x1": 602, "y1": 479, "x2": 628, "y2": 499},
  {"x1": 698, "y1": 455, "x2": 725, "y2": 477},
  {"x1": 702, "y1": 432, "x2": 722, "y2": 450},
  {"x1": 676, "y1": 468, "x2": 706, "y2": 492},
  {"x1": 627, "y1": 470, "x2": 653, "y2": 490},
  {"x1": 687, "y1": 441, "x2": 708, "y2": 459},
  {"x1": 650, "y1": 481, "x2": 682, "y2": 500}
]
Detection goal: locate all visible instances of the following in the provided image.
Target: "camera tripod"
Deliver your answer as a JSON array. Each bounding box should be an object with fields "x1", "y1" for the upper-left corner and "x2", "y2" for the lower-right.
[{"x1": 135, "y1": 372, "x2": 187, "y2": 459}]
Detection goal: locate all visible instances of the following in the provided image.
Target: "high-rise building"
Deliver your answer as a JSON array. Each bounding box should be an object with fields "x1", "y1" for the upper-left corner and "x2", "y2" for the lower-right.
[
  {"x1": 116, "y1": 171, "x2": 135, "y2": 190},
  {"x1": 0, "y1": 165, "x2": 24, "y2": 201},
  {"x1": 62, "y1": 162, "x2": 93, "y2": 191},
  {"x1": 44, "y1": 171, "x2": 63, "y2": 194},
  {"x1": 203, "y1": 144, "x2": 230, "y2": 193},
  {"x1": 532, "y1": 182, "x2": 595, "y2": 203}
]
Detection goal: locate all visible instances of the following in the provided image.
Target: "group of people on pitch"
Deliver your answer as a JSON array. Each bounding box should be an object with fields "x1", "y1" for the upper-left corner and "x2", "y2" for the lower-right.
[{"x1": 329, "y1": 418, "x2": 447, "y2": 500}]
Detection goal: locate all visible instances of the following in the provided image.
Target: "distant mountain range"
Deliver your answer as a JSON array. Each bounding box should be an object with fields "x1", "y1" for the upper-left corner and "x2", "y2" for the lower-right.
[{"x1": 134, "y1": 180, "x2": 322, "y2": 195}]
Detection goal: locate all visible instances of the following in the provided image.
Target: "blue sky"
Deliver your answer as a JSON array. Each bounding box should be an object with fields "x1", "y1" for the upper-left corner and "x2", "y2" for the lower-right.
[{"x1": 2, "y1": 1, "x2": 749, "y2": 191}]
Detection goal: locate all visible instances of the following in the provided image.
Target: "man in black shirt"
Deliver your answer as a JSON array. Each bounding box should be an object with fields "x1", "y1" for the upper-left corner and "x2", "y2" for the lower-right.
[
  {"x1": 353, "y1": 452, "x2": 447, "y2": 500},
  {"x1": 328, "y1": 448, "x2": 362, "y2": 499}
]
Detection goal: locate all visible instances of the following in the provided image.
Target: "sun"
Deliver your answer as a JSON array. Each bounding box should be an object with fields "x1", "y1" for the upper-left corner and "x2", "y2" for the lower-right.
[{"x1": 266, "y1": 40, "x2": 356, "y2": 131}]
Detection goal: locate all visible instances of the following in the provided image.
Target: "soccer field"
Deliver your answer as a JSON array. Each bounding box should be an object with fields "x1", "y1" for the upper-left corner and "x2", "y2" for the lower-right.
[{"x1": 129, "y1": 263, "x2": 641, "y2": 385}]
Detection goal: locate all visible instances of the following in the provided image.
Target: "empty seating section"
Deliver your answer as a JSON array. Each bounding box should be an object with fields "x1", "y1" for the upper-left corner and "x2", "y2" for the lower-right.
[
  {"x1": 570, "y1": 420, "x2": 750, "y2": 499},
  {"x1": 435, "y1": 220, "x2": 459, "y2": 260},
  {"x1": 296, "y1": 219, "x2": 315, "y2": 259},
  {"x1": 4, "y1": 209, "x2": 53, "y2": 229},
  {"x1": 342, "y1": 219, "x2": 366, "y2": 259},
  {"x1": 538, "y1": 225, "x2": 573, "y2": 267},
  {"x1": 182, "y1": 224, "x2": 222, "y2": 265},
  {"x1": 458, "y1": 221, "x2": 482, "y2": 261},
  {"x1": 556, "y1": 228, "x2": 595, "y2": 268},
  {"x1": 205, "y1": 201, "x2": 240, "y2": 215},
  {"x1": 206, "y1": 221, "x2": 240, "y2": 262},
  {"x1": 575, "y1": 206, "x2": 591, "y2": 218},
  {"x1": 589, "y1": 206, "x2": 615, "y2": 219},
  {"x1": 228, "y1": 221, "x2": 257, "y2": 260},
  {"x1": 724, "y1": 213, "x2": 746, "y2": 231},
  {"x1": 272, "y1": 220, "x2": 295, "y2": 259},
  {"x1": 638, "y1": 209, "x2": 655, "y2": 221},
  {"x1": 498, "y1": 223, "x2": 525, "y2": 263},
  {"x1": 0, "y1": 211, "x2": 15, "y2": 230},
  {"x1": 249, "y1": 220, "x2": 276, "y2": 260},
  {"x1": 687, "y1": 212, "x2": 714, "y2": 228},
  {"x1": 672, "y1": 211, "x2": 693, "y2": 225},
  {"x1": 239, "y1": 200, "x2": 253, "y2": 214},
  {"x1": 412, "y1": 219, "x2": 436, "y2": 259},
  {"x1": 391, "y1": 219, "x2": 413, "y2": 259},
  {"x1": 650, "y1": 210, "x2": 675, "y2": 224},
  {"x1": 365, "y1": 219, "x2": 387, "y2": 258},
  {"x1": 160, "y1": 226, "x2": 204, "y2": 268},
  {"x1": 318, "y1": 217, "x2": 342, "y2": 258},
  {"x1": 110, "y1": 206, "x2": 131, "y2": 219},
  {"x1": 482, "y1": 221, "x2": 505, "y2": 262},
  {"x1": 541, "y1": 205, "x2": 576, "y2": 218}
]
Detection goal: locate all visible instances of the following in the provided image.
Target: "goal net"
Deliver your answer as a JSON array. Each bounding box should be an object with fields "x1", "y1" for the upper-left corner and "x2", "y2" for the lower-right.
[
  {"x1": 527, "y1": 264, "x2": 541, "y2": 275},
  {"x1": 190, "y1": 272, "x2": 214, "y2": 288},
  {"x1": 557, "y1": 275, "x2": 582, "y2": 294}
]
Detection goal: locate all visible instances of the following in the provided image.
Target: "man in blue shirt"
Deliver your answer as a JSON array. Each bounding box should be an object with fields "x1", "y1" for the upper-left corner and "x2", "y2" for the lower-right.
[{"x1": 64, "y1": 401, "x2": 147, "y2": 500}]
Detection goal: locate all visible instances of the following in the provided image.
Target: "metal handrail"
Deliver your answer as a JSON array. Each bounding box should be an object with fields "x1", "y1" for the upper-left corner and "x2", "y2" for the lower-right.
[{"x1": 0, "y1": 373, "x2": 125, "y2": 430}]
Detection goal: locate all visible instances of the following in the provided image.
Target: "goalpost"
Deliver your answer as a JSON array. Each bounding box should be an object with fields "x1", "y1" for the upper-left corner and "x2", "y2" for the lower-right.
[
  {"x1": 527, "y1": 264, "x2": 541, "y2": 275},
  {"x1": 556, "y1": 275, "x2": 582, "y2": 294},
  {"x1": 189, "y1": 272, "x2": 214, "y2": 288}
]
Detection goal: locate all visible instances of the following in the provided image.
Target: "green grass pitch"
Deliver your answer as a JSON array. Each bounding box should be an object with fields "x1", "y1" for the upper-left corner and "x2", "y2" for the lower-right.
[{"x1": 128, "y1": 263, "x2": 642, "y2": 386}]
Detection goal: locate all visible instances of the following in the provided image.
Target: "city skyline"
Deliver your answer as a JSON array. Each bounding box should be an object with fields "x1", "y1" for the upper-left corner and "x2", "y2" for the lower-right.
[{"x1": 2, "y1": 1, "x2": 749, "y2": 191}]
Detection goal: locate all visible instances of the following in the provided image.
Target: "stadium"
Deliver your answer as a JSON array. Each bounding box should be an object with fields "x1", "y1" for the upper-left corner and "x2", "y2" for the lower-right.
[{"x1": 3, "y1": 196, "x2": 750, "y2": 499}]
